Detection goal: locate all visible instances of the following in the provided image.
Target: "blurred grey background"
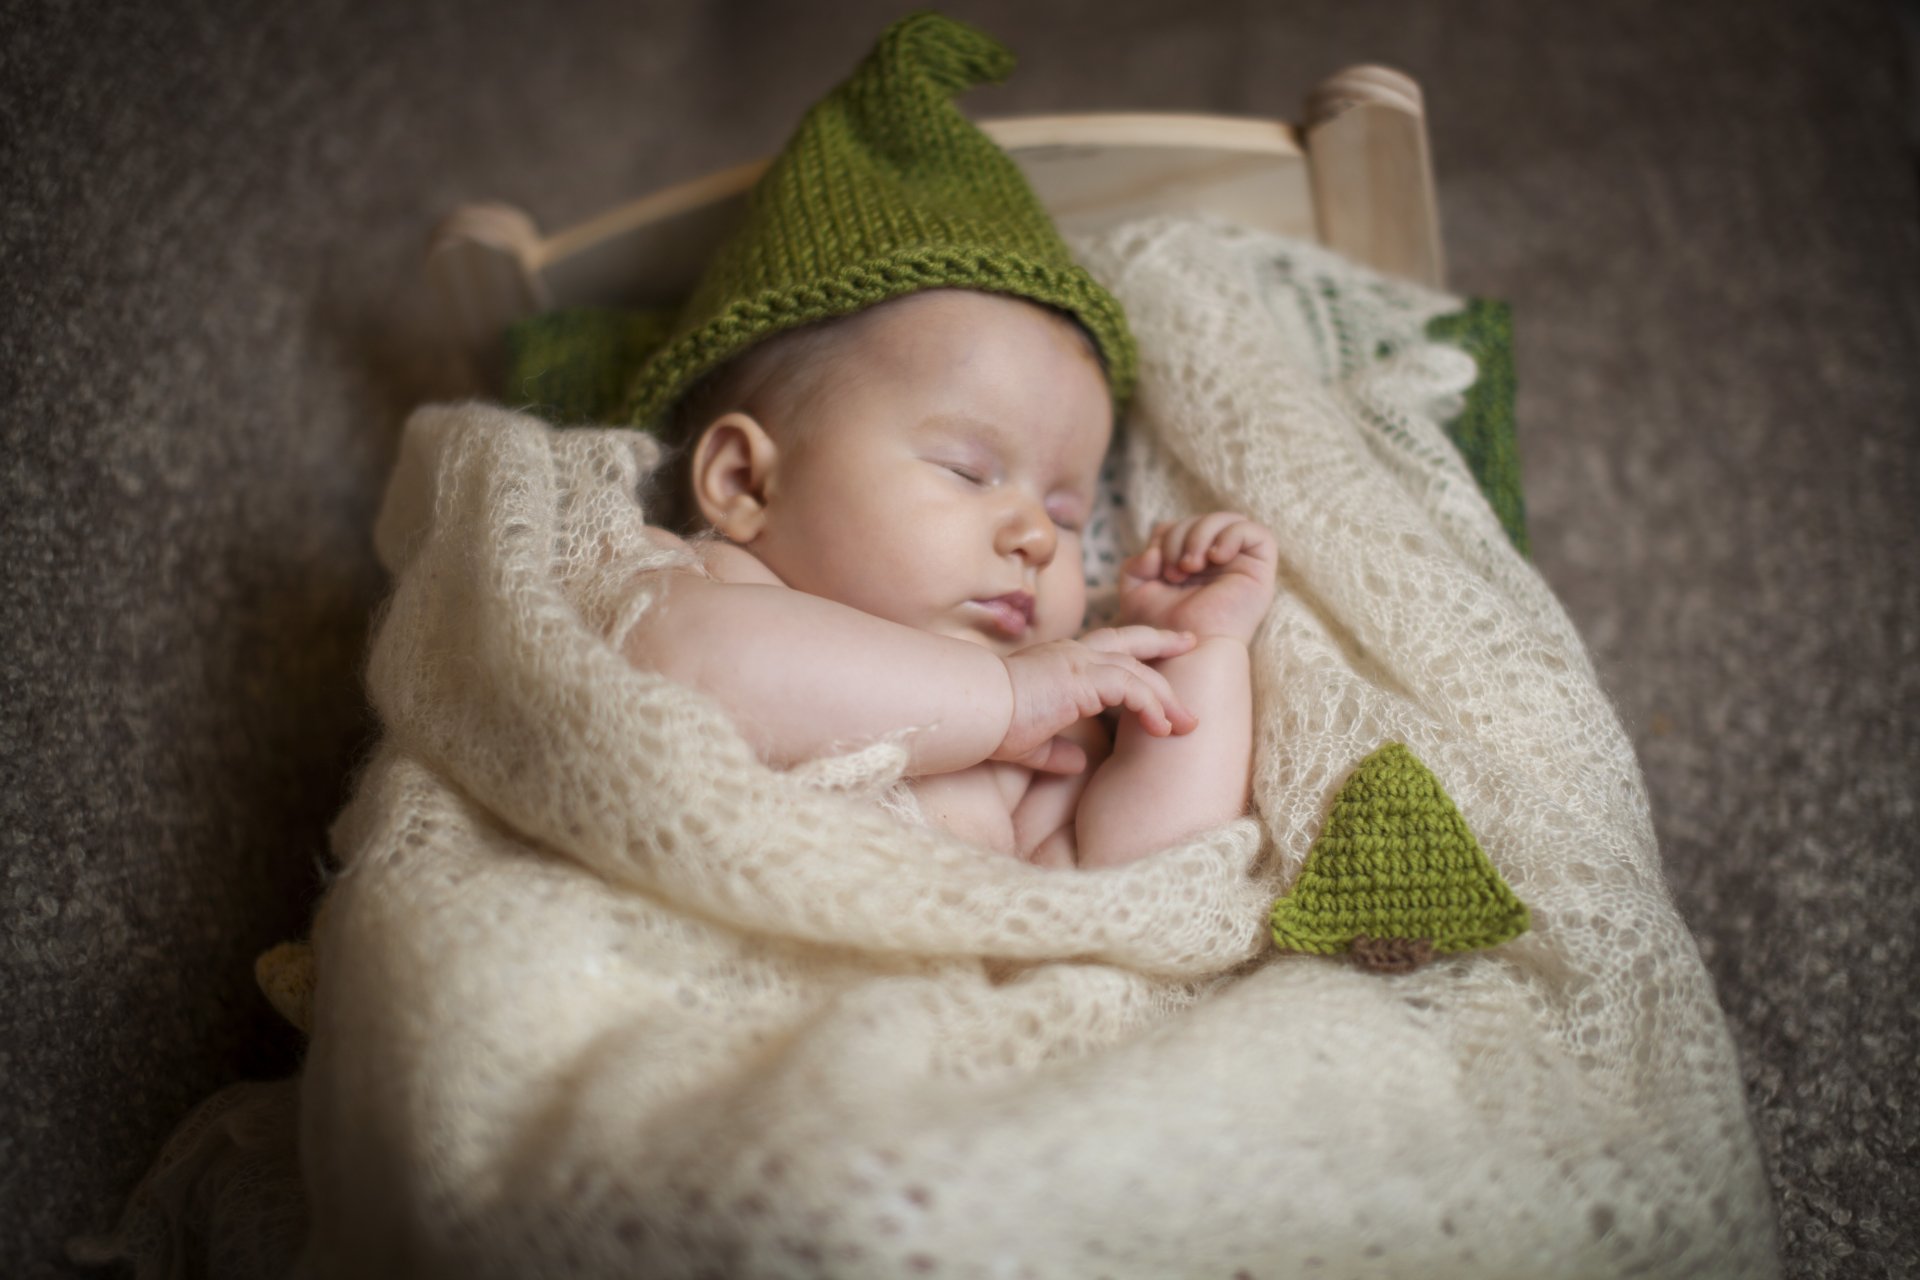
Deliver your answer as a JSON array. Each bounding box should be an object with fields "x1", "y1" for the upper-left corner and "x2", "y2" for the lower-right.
[{"x1": 3, "y1": 0, "x2": 1915, "y2": 1276}]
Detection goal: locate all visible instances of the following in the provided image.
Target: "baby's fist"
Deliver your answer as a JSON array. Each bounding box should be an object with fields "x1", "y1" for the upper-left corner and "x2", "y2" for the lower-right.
[
  {"x1": 994, "y1": 627, "x2": 1199, "y2": 772},
  {"x1": 1118, "y1": 513, "x2": 1278, "y2": 644}
]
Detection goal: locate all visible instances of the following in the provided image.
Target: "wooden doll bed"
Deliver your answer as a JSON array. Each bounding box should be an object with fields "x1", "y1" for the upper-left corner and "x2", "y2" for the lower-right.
[
  {"x1": 422, "y1": 63, "x2": 1444, "y2": 383},
  {"x1": 75, "y1": 46, "x2": 1783, "y2": 1278}
]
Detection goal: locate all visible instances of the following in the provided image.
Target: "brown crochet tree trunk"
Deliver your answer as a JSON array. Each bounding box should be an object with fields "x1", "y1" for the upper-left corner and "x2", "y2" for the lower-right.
[{"x1": 1348, "y1": 935, "x2": 1435, "y2": 974}]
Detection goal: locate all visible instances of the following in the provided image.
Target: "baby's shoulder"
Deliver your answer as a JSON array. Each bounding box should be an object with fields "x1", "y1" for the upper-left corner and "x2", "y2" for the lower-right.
[
  {"x1": 638, "y1": 524, "x2": 693, "y2": 556},
  {"x1": 629, "y1": 524, "x2": 702, "y2": 574},
  {"x1": 635, "y1": 527, "x2": 785, "y2": 589},
  {"x1": 618, "y1": 528, "x2": 788, "y2": 661}
]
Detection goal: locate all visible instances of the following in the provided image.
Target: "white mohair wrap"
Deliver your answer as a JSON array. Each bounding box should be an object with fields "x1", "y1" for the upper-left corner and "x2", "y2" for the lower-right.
[{"x1": 89, "y1": 218, "x2": 1778, "y2": 1279}]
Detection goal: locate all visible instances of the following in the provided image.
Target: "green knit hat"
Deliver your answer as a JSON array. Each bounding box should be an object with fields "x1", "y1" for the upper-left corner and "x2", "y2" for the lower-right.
[{"x1": 623, "y1": 12, "x2": 1137, "y2": 430}]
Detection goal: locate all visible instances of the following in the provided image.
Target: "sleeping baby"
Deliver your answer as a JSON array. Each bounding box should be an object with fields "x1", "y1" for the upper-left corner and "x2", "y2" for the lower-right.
[
  {"x1": 606, "y1": 13, "x2": 1275, "y2": 867},
  {"x1": 621, "y1": 287, "x2": 1276, "y2": 868}
]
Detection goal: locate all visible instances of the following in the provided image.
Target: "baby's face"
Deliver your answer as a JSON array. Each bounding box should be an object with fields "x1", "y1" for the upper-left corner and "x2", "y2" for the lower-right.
[{"x1": 743, "y1": 290, "x2": 1113, "y2": 653}]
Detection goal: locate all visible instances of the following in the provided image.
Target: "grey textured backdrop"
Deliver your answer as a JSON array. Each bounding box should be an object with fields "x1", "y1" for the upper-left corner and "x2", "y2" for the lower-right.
[{"x1": 4, "y1": 1, "x2": 1916, "y2": 1276}]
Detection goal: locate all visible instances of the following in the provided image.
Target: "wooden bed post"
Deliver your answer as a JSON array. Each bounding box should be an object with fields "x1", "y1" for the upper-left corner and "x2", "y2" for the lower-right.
[
  {"x1": 1304, "y1": 65, "x2": 1446, "y2": 290},
  {"x1": 424, "y1": 202, "x2": 550, "y2": 384}
]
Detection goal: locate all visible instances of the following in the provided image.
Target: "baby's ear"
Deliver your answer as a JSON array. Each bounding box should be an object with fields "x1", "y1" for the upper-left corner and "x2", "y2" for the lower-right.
[{"x1": 689, "y1": 412, "x2": 780, "y2": 541}]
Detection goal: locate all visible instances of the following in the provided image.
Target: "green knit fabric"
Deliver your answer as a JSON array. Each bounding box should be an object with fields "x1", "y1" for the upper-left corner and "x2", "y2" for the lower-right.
[
  {"x1": 619, "y1": 12, "x2": 1136, "y2": 431},
  {"x1": 1427, "y1": 299, "x2": 1527, "y2": 555},
  {"x1": 1269, "y1": 742, "x2": 1530, "y2": 959},
  {"x1": 504, "y1": 307, "x2": 675, "y2": 426}
]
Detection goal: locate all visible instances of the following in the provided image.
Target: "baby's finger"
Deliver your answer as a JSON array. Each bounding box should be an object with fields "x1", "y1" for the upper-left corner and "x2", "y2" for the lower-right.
[
  {"x1": 1182, "y1": 512, "x2": 1241, "y2": 570},
  {"x1": 1088, "y1": 664, "x2": 1170, "y2": 735},
  {"x1": 1158, "y1": 517, "x2": 1203, "y2": 581},
  {"x1": 1120, "y1": 678, "x2": 1172, "y2": 736},
  {"x1": 1213, "y1": 517, "x2": 1277, "y2": 566},
  {"x1": 1120, "y1": 543, "x2": 1163, "y2": 585},
  {"x1": 1206, "y1": 518, "x2": 1257, "y2": 565},
  {"x1": 1098, "y1": 654, "x2": 1196, "y2": 735},
  {"x1": 1082, "y1": 625, "x2": 1198, "y2": 662},
  {"x1": 1110, "y1": 666, "x2": 1200, "y2": 737}
]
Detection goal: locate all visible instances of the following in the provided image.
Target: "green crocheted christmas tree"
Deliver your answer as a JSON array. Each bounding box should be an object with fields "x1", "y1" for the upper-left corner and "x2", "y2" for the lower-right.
[{"x1": 1269, "y1": 742, "x2": 1529, "y2": 972}]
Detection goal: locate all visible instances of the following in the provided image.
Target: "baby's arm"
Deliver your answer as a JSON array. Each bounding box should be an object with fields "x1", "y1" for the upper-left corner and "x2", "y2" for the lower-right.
[
  {"x1": 1074, "y1": 640, "x2": 1254, "y2": 867},
  {"x1": 1074, "y1": 514, "x2": 1278, "y2": 868},
  {"x1": 622, "y1": 560, "x2": 1198, "y2": 777},
  {"x1": 1011, "y1": 715, "x2": 1112, "y2": 869}
]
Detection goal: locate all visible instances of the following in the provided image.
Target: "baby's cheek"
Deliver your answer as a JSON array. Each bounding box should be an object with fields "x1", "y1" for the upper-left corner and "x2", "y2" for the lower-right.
[{"x1": 1038, "y1": 555, "x2": 1088, "y2": 640}]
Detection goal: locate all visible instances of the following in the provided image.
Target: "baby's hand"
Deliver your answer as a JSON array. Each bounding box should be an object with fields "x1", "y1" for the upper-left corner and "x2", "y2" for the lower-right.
[
  {"x1": 1119, "y1": 513, "x2": 1278, "y2": 644},
  {"x1": 994, "y1": 627, "x2": 1199, "y2": 773}
]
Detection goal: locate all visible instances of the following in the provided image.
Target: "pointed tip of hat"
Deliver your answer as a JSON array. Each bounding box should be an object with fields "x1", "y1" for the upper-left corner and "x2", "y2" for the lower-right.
[
  {"x1": 621, "y1": 11, "x2": 1137, "y2": 426},
  {"x1": 882, "y1": 11, "x2": 1016, "y2": 94}
]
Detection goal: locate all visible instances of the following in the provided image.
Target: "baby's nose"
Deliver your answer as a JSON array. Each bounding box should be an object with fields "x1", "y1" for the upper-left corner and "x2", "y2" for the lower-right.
[{"x1": 997, "y1": 497, "x2": 1057, "y2": 568}]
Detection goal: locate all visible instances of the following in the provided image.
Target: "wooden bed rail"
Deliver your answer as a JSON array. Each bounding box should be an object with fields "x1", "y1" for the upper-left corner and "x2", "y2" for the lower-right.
[{"x1": 426, "y1": 64, "x2": 1442, "y2": 383}]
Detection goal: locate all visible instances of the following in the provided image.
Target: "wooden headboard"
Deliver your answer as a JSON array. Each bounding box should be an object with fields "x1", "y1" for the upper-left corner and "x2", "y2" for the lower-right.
[{"x1": 425, "y1": 64, "x2": 1441, "y2": 383}]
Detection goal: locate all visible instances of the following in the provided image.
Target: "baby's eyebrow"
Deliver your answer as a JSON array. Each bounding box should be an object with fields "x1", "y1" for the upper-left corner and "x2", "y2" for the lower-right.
[{"x1": 916, "y1": 412, "x2": 1008, "y2": 448}]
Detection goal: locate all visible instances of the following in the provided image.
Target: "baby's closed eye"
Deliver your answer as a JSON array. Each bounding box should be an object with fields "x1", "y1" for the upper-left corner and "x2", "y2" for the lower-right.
[{"x1": 926, "y1": 450, "x2": 997, "y2": 486}]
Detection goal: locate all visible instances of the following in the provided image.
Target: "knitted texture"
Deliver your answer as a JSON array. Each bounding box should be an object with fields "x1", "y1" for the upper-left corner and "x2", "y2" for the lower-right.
[
  {"x1": 505, "y1": 307, "x2": 674, "y2": 426},
  {"x1": 119, "y1": 218, "x2": 1772, "y2": 1279},
  {"x1": 1268, "y1": 741, "x2": 1530, "y2": 959},
  {"x1": 621, "y1": 13, "x2": 1137, "y2": 430},
  {"x1": 1428, "y1": 298, "x2": 1527, "y2": 553}
]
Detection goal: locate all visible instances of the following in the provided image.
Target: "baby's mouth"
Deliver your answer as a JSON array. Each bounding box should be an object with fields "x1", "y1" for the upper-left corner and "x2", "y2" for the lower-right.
[{"x1": 972, "y1": 591, "x2": 1036, "y2": 638}]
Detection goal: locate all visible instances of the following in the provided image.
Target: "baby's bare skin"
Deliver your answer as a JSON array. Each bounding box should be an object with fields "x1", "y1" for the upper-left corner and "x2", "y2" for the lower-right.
[{"x1": 620, "y1": 289, "x2": 1277, "y2": 868}]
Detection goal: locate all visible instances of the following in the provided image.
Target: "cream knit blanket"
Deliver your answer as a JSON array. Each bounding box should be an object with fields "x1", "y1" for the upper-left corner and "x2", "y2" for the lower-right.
[{"x1": 278, "y1": 219, "x2": 1774, "y2": 1277}]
